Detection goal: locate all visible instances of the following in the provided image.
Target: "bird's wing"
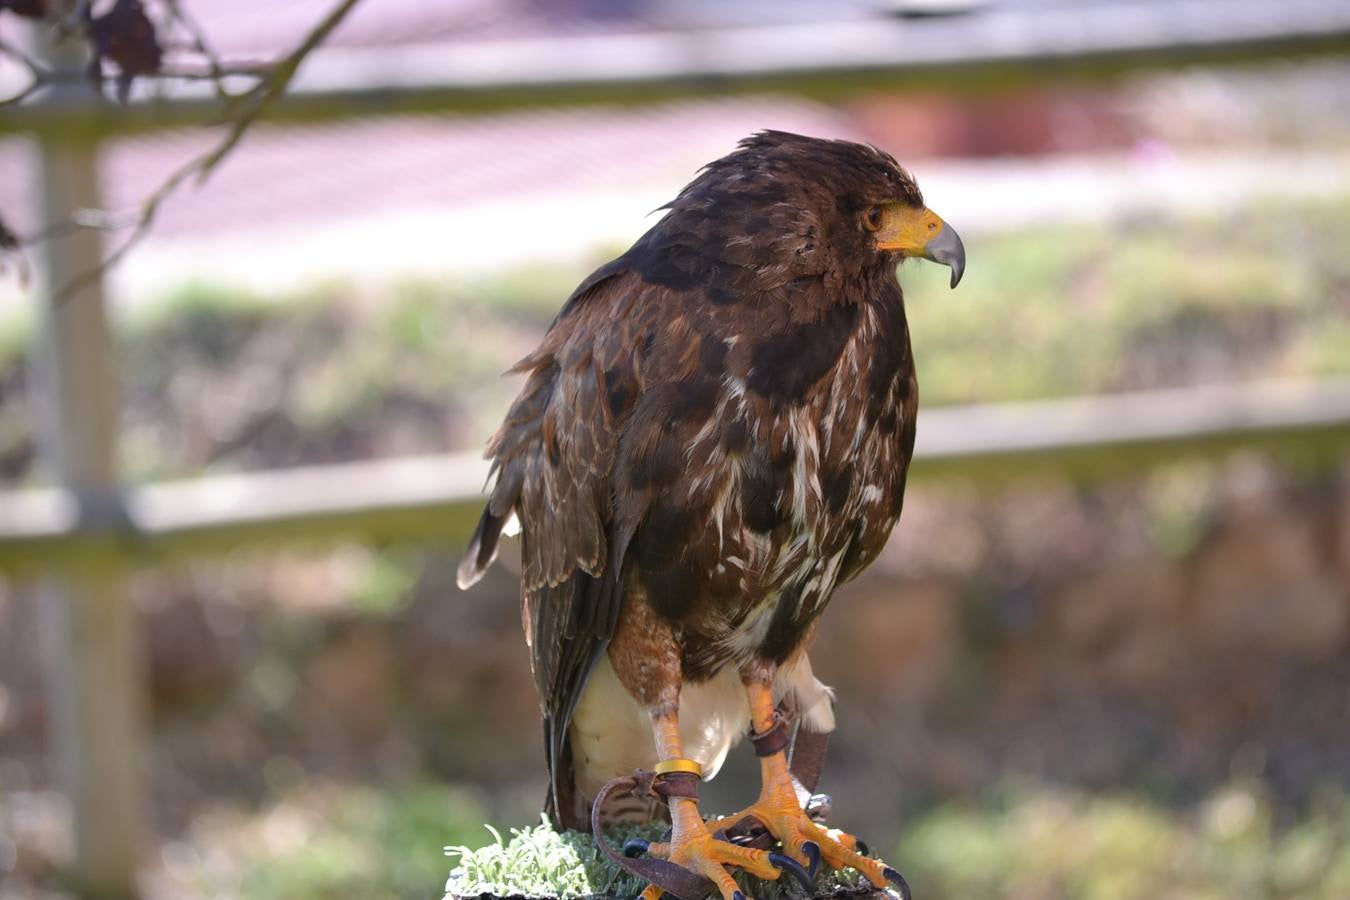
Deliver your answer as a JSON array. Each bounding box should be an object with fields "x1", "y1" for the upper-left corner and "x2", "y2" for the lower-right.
[{"x1": 458, "y1": 260, "x2": 652, "y2": 821}]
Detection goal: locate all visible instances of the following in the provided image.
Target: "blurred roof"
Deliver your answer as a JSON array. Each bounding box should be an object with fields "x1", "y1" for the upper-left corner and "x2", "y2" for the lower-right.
[
  {"x1": 186, "y1": 0, "x2": 1350, "y2": 55},
  {"x1": 5, "y1": 0, "x2": 1350, "y2": 136}
]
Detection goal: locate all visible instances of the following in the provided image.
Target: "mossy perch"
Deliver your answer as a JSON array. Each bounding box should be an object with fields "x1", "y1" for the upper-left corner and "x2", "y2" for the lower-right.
[{"x1": 444, "y1": 820, "x2": 897, "y2": 900}]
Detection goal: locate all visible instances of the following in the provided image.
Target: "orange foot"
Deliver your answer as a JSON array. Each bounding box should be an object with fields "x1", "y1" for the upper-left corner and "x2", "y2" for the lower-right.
[
  {"x1": 711, "y1": 769, "x2": 911, "y2": 900},
  {"x1": 626, "y1": 795, "x2": 813, "y2": 900}
]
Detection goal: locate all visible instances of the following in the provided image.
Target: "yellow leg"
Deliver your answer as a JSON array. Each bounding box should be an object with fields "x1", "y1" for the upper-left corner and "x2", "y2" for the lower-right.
[
  {"x1": 711, "y1": 679, "x2": 910, "y2": 899},
  {"x1": 637, "y1": 708, "x2": 806, "y2": 900}
]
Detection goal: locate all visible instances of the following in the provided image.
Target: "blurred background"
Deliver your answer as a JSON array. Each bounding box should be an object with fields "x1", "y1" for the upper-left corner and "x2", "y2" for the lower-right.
[{"x1": 3, "y1": 1, "x2": 1350, "y2": 898}]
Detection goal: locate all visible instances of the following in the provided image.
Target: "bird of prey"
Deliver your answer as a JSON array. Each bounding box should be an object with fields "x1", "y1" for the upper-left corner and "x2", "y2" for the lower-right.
[{"x1": 459, "y1": 131, "x2": 965, "y2": 900}]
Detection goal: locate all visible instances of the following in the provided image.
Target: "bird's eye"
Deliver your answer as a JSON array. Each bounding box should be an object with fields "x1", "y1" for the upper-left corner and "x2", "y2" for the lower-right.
[{"x1": 863, "y1": 205, "x2": 884, "y2": 232}]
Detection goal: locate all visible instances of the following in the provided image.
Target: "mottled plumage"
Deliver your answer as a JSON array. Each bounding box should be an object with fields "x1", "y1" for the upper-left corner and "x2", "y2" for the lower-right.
[{"x1": 459, "y1": 131, "x2": 963, "y2": 837}]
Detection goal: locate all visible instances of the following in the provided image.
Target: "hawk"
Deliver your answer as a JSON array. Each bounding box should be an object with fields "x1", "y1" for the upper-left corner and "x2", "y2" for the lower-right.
[{"x1": 459, "y1": 131, "x2": 965, "y2": 900}]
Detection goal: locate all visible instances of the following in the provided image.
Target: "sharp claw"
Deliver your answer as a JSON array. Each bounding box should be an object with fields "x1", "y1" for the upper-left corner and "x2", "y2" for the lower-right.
[
  {"x1": 855, "y1": 838, "x2": 870, "y2": 857},
  {"x1": 883, "y1": 867, "x2": 912, "y2": 900},
  {"x1": 768, "y1": 852, "x2": 814, "y2": 892},
  {"x1": 801, "y1": 841, "x2": 821, "y2": 881},
  {"x1": 622, "y1": 838, "x2": 650, "y2": 858}
]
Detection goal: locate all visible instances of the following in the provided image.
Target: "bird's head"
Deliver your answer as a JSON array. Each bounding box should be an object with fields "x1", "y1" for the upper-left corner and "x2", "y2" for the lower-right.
[{"x1": 665, "y1": 130, "x2": 965, "y2": 290}]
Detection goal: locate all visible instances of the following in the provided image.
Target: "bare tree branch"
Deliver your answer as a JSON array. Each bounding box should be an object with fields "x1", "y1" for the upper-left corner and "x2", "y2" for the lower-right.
[
  {"x1": 1, "y1": 1, "x2": 275, "y2": 109},
  {"x1": 11, "y1": 0, "x2": 365, "y2": 305},
  {"x1": 161, "y1": 0, "x2": 234, "y2": 100}
]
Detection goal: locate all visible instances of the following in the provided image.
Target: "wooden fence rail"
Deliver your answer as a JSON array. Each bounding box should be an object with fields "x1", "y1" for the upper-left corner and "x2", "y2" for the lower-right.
[
  {"x1": 5, "y1": 0, "x2": 1350, "y2": 139},
  {"x1": 6, "y1": 376, "x2": 1350, "y2": 579}
]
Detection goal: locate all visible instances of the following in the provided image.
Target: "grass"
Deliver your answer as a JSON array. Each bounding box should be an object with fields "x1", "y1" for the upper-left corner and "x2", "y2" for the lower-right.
[
  {"x1": 440, "y1": 783, "x2": 1350, "y2": 900},
  {"x1": 159, "y1": 780, "x2": 493, "y2": 900},
  {"x1": 894, "y1": 783, "x2": 1350, "y2": 900},
  {"x1": 900, "y1": 194, "x2": 1350, "y2": 406},
  {"x1": 443, "y1": 820, "x2": 871, "y2": 900}
]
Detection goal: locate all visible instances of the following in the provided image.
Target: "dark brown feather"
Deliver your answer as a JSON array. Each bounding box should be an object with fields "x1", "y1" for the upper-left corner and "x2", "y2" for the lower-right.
[{"x1": 461, "y1": 131, "x2": 931, "y2": 828}]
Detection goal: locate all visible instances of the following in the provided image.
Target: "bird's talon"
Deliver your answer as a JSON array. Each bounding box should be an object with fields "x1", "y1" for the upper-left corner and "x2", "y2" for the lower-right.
[
  {"x1": 800, "y1": 841, "x2": 821, "y2": 881},
  {"x1": 716, "y1": 779, "x2": 899, "y2": 896},
  {"x1": 768, "y1": 852, "x2": 814, "y2": 892},
  {"x1": 623, "y1": 838, "x2": 650, "y2": 859},
  {"x1": 883, "y1": 866, "x2": 912, "y2": 900}
]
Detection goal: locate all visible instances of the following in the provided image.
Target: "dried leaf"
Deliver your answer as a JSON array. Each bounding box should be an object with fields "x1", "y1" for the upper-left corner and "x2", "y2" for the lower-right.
[
  {"x1": 88, "y1": 0, "x2": 162, "y2": 102},
  {"x1": 0, "y1": 0, "x2": 46, "y2": 20}
]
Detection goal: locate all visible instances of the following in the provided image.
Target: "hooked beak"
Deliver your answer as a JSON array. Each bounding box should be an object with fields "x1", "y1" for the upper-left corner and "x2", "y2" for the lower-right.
[
  {"x1": 923, "y1": 220, "x2": 965, "y2": 289},
  {"x1": 874, "y1": 205, "x2": 966, "y2": 289}
]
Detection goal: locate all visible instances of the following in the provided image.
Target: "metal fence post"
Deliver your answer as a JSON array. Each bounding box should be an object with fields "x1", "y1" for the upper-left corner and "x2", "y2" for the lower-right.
[{"x1": 29, "y1": 23, "x2": 147, "y2": 900}]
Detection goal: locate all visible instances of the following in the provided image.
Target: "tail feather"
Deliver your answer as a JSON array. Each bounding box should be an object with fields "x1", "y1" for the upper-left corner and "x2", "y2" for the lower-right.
[
  {"x1": 543, "y1": 720, "x2": 586, "y2": 831},
  {"x1": 456, "y1": 507, "x2": 505, "y2": 589}
]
